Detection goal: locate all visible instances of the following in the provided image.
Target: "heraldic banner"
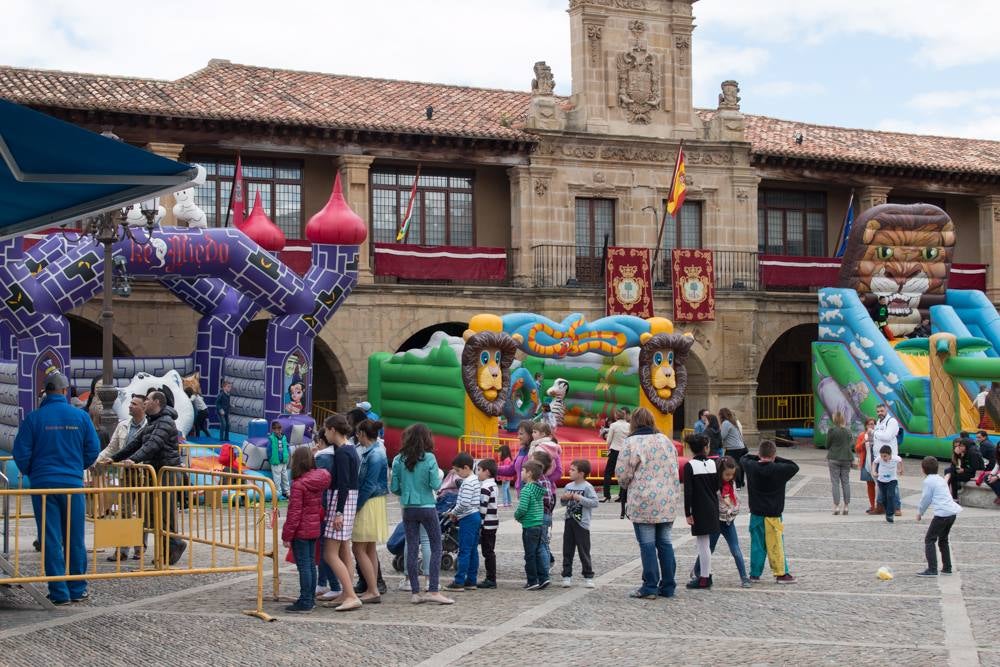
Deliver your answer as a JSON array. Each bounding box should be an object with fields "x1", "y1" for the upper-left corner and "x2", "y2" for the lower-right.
[
  {"x1": 605, "y1": 247, "x2": 653, "y2": 318},
  {"x1": 671, "y1": 249, "x2": 715, "y2": 321}
]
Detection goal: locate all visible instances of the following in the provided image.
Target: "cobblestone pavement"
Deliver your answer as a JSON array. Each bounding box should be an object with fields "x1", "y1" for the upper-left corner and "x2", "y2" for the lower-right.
[{"x1": 0, "y1": 445, "x2": 997, "y2": 666}]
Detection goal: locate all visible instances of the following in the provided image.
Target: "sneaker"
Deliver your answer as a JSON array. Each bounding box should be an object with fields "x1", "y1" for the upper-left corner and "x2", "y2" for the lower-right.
[
  {"x1": 584, "y1": 579, "x2": 596, "y2": 589},
  {"x1": 397, "y1": 578, "x2": 411, "y2": 591},
  {"x1": 353, "y1": 580, "x2": 367, "y2": 595},
  {"x1": 916, "y1": 569, "x2": 938, "y2": 577},
  {"x1": 562, "y1": 577, "x2": 572, "y2": 588},
  {"x1": 464, "y1": 584, "x2": 478, "y2": 591},
  {"x1": 70, "y1": 592, "x2": 89, "y2": 603},
  {"x1": 46, "y1": 595, "x2": 71, "y2": 607},
  {"x1": 741, "y1": 579, "x2": 752, "y2": 589},
  {"x1": 749, "y1": 576, "x2": 761, "y2": 582},
  {"x1": 940, "y1": 568, "x2": 953, "y2": 575},
  {"x1": 284, "y1": 603, "x2": 313, "y2": 613},
  {"x1": 685, "y1": 577, "x2": 711, "y2": 590},
  {"x1": 537, "y1": 579, "x2": 551, "y2": 590},
  {"x1": 477, "y1": 579, "x2": 497, "y2": 589},
  {"x1": 315, "y1": 585, "x2": 331, "y2": 596},
  {"x1": 443, "y1": 582, "x2": 466, "y2": 592},
  {"x1": 524, "y1": 582, "x2": 540, "y2": 590},
  {"x1": 377, "y1": 578, "x2": 387, "y2": 595},
  {"x1": 628, "y1": 589, "x2": 657, "y2": 600},
  {"x1": 775, "y1": 574, "x2": 797, "y2": 584},
  {"x1": 317, "y1": 590, "x2": 340, "y2": 601}
]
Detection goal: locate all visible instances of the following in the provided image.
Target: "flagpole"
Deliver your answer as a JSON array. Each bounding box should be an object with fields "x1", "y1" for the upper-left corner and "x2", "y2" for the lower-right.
[
  {"x1": 223, "y1": 149, "x2": 240, "y2": 229},
  {"x1": 651, "y1": 139, "x2": 684, "y2": 277}
]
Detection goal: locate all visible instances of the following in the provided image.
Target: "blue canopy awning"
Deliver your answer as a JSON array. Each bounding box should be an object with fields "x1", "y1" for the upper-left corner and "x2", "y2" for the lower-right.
[{"x1": 0, "y1": 98, "x2": 205, "y2": 239}]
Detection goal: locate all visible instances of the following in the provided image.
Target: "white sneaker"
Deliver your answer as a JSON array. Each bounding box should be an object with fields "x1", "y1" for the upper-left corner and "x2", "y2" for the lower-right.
[
  {"x1": 584, "y1": 579, "x2": 596, "y2": 588},
  {"x1": 315, "y1": 585, "x2": 330, "y2": 595},
  {"x1": 562, "y1": 577, "x2": 572, "y2": 588},
  {"x1": 317, "y1": 590, "x2": 340, "y2": 601},
  {"x1": 398, "y1": 578, "x2": 411, "y2": 591}
]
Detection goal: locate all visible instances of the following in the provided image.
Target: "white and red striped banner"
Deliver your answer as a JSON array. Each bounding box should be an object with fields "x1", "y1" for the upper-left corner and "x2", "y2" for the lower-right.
[{"x1": 374, "y1": 243, "x2": 507, "y2": 281}]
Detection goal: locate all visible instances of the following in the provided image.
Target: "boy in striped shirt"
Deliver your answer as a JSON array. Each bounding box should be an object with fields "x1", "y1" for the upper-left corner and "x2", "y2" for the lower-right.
[
  {"x1": 477, "y1": 459, "x2": 499, "y2": 589},
  {"x1": 515, "y1": 460, "x2": 549, "y2": 589},
  {"x1": 444, "y1": 453, "x2": 482, "y2": 592}
]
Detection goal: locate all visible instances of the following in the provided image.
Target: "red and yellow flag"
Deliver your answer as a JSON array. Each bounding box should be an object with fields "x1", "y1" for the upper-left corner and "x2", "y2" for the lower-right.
[{"x1": 665, "y1": 145, "x2": 687, "y2": 216}]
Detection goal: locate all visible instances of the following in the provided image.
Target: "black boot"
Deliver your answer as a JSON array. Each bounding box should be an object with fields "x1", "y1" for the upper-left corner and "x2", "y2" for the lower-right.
[{"x1": 376, "y1": 561, "x2": 387, "y2": 595}]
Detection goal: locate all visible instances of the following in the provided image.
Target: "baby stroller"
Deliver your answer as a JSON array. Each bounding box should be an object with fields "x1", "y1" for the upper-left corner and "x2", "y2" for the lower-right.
[{"x1": 389, "y1": 477, "x2": 461, "y2": 572}]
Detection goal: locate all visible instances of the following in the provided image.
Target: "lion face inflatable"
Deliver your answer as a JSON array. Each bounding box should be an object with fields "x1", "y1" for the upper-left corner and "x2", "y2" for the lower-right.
[
  {"x1": 638, "y1": 333, "x2": 695, "y2": 415},
  {"x1": 461, "y1": 331, "x2": 518, "y2": 416},
  {"x1": 477, "y1": 348, "x2": 504, "y2": 401}
]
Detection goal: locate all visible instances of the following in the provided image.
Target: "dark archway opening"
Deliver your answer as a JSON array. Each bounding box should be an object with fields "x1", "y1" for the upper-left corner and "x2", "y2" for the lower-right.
[
  {"x1": 67, "y1": 314, "x2": 132, "y2": 358},
  {"x1": 674, "y1": 351, "x2": 709, "y2": 437},
  {"x1": 313, "y1": 338, "x2": 346, "y2": 410},
  {"x1": 396, "y1": 322, "x2": 466, "y2": 353},
  {"x1": 756, "y1": 323, "x2": 818, "y2": 395},
  {"x1": 238, "y1": 320, "x2": 268, "y2": 358}
]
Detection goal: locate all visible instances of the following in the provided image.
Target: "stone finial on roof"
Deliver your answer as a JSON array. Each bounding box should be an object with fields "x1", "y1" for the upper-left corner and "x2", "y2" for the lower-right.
[
  {"x1": 718, "y1": 80, "x2": 741, "y2": 111},
  {"x1": 532, "y1": 61, "x2": 555, "y2": 97},
  {"x1": 305, "y1": 172, "x2": 367, "y2": 245},
  {"x1": 242, "y1": 190, "x2": 285, "y2": 251}
]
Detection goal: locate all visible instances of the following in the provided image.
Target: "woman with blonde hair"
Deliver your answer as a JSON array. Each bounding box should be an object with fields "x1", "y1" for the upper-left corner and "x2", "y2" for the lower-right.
[
  {"x1": 615, "y1": 407, "x2": 681, "y2": 599},
  {"x1": 825, "y1": 412, "x2": 855, "y2": 515}
]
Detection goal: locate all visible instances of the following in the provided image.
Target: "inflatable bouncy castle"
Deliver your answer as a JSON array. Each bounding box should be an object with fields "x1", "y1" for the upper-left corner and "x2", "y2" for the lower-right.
[
  {"x1": 813, "y1": 203, "x2": 1000, "y2": 457},
  {"x1": 369, "y1": 313, "x2": 694, "y2": 465}
]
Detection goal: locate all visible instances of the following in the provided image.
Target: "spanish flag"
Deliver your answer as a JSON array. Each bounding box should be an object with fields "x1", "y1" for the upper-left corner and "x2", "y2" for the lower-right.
[{"x1": 665, "y1": 144, "x2": 687, "y2": 216}]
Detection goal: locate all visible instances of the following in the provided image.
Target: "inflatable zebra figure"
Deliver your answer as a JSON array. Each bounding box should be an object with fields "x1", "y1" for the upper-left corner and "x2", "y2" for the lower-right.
[{"x1": 546, "y1": 378, "x2": 569, "y2": 428}]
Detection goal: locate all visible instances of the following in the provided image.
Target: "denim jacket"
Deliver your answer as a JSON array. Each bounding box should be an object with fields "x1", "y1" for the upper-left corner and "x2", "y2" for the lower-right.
[{"x1": 356, "y1": 439, "x2": 389, "y2": 510}]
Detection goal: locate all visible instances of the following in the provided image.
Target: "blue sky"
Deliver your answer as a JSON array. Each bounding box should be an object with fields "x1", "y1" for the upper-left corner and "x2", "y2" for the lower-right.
[{"x1": 4, "y1": 0, "x2": 1000, "y2": 139}]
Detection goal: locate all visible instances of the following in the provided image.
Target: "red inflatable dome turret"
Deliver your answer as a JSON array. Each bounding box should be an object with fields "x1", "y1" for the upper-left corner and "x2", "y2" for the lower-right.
[
  {"x1": 305, "y1": 172, "x2": 367, "y2": 245},
  {"x1": 242, "y1": 191, "x2": 286, "y2": 252}
]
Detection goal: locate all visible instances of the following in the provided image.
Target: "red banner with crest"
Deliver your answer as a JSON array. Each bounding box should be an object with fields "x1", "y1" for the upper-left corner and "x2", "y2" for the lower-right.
[
  {"x1": 671, "y1": 249, "x2": 715, "y2": 321},
  {"x1": 605, "y1": 247, "x2": 653, "y2": 318}
]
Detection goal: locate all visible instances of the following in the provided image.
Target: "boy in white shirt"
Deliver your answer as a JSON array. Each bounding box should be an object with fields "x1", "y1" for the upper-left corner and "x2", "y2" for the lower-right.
[
  {"x1": 444, "y1": 452, "x2": 482, "y2": 591},
  {"x1": 871, "y1": 445, "x2": 902, "y2": 523},
  {"x1": 916, "y1": 456, "x2": 962, "y2": 577}
]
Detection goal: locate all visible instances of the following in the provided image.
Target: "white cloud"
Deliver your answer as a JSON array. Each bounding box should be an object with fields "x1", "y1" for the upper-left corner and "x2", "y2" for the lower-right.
[
  {"x1": 876, "y1": 115, "x2": 1000, "y2": 140},
  {"x1": 691, "y1": 40, "x2": 770, "y2": 103}
]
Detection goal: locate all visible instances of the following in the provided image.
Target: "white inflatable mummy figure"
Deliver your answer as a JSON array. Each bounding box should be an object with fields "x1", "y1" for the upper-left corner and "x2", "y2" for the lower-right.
[
  {"x1": 124, "y1": 202, "x2": 167, "y2": 226},
  {"x1": 172, "y1": 188, "x2": 208, "y2": 229},
  {"x1": 113, "y1": 370, "x2": 194, "y2": 436}
]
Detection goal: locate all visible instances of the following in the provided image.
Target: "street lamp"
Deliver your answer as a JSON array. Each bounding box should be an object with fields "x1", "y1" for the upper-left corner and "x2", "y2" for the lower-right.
[{"x1": 68, "y1": 200, "x2": 159, "y2": 440}]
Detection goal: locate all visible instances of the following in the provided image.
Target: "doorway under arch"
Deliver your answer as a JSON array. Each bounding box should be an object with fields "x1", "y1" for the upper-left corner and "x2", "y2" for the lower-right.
[
  {"x1": 396, "y1": 322, "x2": 467, "y2": 353},
  {"x1": 313, "y1": 337, "x2": 347, "y2": 410},
  {"x1": 756, "y1": 323, "x2": 818, "y2": 396},
  {"x1": 675, "y1": 350, "x2": 709, "y2": 437},
  {"x1": 66, "y1": 314, "x2": 133, "y2": 357},
  {"x1": 238, "y1": 320, "x2": 268, "y2": 357}
]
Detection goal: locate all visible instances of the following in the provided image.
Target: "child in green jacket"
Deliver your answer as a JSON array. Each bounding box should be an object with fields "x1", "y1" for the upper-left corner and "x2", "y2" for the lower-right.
[
  {"x1": 515, "y1": 460, "x2": 549, "y2": 590},
  {"x1": 268, "y1": 421, "x2": 290, "y2": 499}
]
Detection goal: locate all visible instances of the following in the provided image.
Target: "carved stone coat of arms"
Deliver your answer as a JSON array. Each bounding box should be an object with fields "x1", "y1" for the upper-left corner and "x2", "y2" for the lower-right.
[{"x1": 616, "y1": 42, "x2": 660, "y2": 124}]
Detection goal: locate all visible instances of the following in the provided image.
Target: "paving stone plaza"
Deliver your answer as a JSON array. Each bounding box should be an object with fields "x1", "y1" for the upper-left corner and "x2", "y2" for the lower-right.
[{"x1": 0, "y1": 444, "x2": 994, "y2": 666}]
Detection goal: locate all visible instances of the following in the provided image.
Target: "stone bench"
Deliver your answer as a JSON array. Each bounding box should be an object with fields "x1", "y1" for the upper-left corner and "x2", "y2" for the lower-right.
[{"x1": 959, "y1": 480, "x2": 999, "y2": 509}]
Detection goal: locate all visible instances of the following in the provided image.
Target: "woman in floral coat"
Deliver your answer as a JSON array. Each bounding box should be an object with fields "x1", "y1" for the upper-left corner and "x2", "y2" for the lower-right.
[{"x1": 615, "y1": 407, "x2": 681, "y2": 600}]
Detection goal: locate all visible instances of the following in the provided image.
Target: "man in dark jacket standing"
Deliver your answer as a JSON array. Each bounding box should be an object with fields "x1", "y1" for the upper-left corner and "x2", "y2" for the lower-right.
[
  {"x1": 742, "y1": 441, "x2": 799, "y2": 584},
  {"x1": 114, "y1": 391, "x2": 185, "y2": 564},
  {"x1": 13, "y1": 371, "x2": 101, "y2": 604}
]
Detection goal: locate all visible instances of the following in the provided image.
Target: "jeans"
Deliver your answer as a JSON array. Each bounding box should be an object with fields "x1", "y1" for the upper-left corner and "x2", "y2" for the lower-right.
[
  {"x1": 522, "y1": 525, "x2": 548, "y2": 585},
  {"x1": 631, "y1": 522, "x2": 676, "y2": 597},
  {"x1": 924, "y1": 514, "x2": 956, "y2": 572},
  {"x1": 561, "y1": 519, "x2": 594, "y2": 578},
  {"x1": 499, "y1": 480, "x2": 512, "y2": 506},
  {"x1": 453, "y1": 512, "x2": 482, "y2": 586},
  {"x1": 271, "y1": 463, "x2": 289, "y2": 498},
  {"x1": 828, "y1": 460, "x2": 852, "y2": 505},
  {"x1": 692, "y1": 520, "x2": 748, "y2": 581},
  {"x1": 875, "y1": 480, "x2": 902, "y2": 509},
  {"x1": 542, "y1": 513, "x2": 553, "y2": 565},
  {"x1": 480, "y1": 528, "x2": 497, "y2": 581},
  {"x1": 602, "y1": 449, "x2": 620, "y2": 499},
  {"x1": 218, "y1": 413, "x2": 230, "y2": 441},
  {"x1": 403, "y1": 507, "x2": 443, "y2": 593},
  {"x1": 292, "y1": 538, "x2": 317, "y2": 608},
  {"x1": 403, "y1": 525, "x2": 431, "y2": 576},
  {"x1": 31, "y1": 490, "x2": 88, "y2": 602},
  {"x1": 878, "y1": 480, "x2": 898, "y2": 521}
]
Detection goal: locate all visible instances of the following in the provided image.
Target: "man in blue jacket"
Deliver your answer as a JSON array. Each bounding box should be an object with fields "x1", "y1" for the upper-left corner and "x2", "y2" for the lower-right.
[{"x1": 13, "y1": 371, "x2": 101, "y2": 604}]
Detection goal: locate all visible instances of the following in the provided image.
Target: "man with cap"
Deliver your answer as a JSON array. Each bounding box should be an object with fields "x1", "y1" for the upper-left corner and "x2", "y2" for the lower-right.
[
  {"x1": 13, "y1": 371, "x2": 101, "y2": 604},
  {"x1": 356, "y1": 401, "x2": 379, "y2": 423}
]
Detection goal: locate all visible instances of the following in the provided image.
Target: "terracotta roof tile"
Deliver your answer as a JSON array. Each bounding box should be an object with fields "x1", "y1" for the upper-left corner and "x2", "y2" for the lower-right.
[{"x1": 4, "y1": 61, "x2": 1000, "y2": 173}]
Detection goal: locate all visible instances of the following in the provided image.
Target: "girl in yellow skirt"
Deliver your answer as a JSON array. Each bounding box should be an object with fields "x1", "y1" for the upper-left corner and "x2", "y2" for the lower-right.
[{"x1": 352, "y1": 419, "x2": 389, "y2": 603}]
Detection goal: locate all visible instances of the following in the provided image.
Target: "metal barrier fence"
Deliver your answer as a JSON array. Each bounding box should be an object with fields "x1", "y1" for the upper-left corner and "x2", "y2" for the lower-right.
[
  {"x1": 0, "y1": 481, "x2": 273, "y2": 620},
  {"x1": 457, "y1": 435, "x2": 610, "y2": 483},
  {"x1": 312, "y1": 400, "x2": 338, "y2": 425},
  {"x1": 178, "y1": 443, "x2": 244, "y2": 469},
  {"x1": 755, "y1": 393, "x2": 814, "y2": 424}
]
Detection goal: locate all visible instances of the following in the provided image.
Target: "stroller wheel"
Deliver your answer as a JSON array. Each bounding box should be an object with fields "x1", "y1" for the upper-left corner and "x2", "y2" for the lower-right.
[
  {"x1": 441, "y1": 553, "x2": 455, "y2": 571},
  {"x1": 392, "y1": 554, "x2": 405, "y2": 573}
]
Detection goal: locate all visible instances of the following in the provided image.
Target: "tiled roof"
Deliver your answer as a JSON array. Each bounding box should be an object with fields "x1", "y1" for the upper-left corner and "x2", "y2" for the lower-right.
[
  {"x1": 734, "y1": 112, "x2": 1000, "y2": 175},
  {"x1": 4, "y1": 61, "x2": 1000, "y2": 174},
  {"x1": 0, "y1": 61, "x2": 534, "y2": 141}
]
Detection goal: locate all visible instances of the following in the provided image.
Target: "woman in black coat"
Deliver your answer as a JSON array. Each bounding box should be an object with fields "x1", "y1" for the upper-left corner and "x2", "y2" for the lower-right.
[{"x1": 703, "y1": 415, "x2": 723, "y2": 457}]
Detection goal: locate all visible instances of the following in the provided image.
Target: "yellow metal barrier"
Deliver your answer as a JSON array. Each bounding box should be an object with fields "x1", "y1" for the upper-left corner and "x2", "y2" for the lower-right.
[
  {"x1": 457, "y1": 435, "x2": 610, "y2": 483},
  {"x1": 312, "y1": 400, "x2": 338, "y2": 425},
  {"x1": 0, "y1": 482, "x2": 273, "y2": 621},
  {"x1": 755, "y1": 394, "x2": 815, "y2": 423},
  {"x1": 457, "y1": 435, "x2": 518, "y2": 461},
  {"x1": 178, "y1": 443, "x2": 244, "y2": 469},
  {"x1": 157, "y1": 466, "x2": 280, "y2": 600}
]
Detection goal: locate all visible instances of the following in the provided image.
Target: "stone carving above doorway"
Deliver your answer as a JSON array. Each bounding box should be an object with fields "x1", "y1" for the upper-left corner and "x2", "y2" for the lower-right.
[{"x1": 616, "y1": 21, "x2": 660, "y2": 124}]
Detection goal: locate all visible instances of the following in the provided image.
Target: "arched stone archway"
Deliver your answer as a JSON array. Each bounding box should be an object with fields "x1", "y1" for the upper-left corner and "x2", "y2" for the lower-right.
[
  {"x1": 756, "y1": 323, "x2": 818, "y2": 396},
  {"x1": 313, "y1": 337, "x2": 348, "y2": 410},
  {"x1": 66, "y1": 313, "x2": 133, "y2": 357},
  {"x1": 395, "y1": 322, "x2": 467, "y2": 353},
  {"x1": 675, "y1": 349, "x2": 709, "y2": 435}
]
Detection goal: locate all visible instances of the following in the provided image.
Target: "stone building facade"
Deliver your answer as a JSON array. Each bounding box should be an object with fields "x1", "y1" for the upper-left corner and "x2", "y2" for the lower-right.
[{"x1": 3, "y1": 0, "x2": 1000, "y2": 437}]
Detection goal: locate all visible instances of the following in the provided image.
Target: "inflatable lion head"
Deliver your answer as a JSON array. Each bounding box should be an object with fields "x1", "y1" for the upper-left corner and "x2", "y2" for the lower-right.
[
  {"x1": 461, "y1": 323, "x2": 518, "y2": 416},
  {"x1": 638, "y1": 333, "x2": 695, "y2": 415}
]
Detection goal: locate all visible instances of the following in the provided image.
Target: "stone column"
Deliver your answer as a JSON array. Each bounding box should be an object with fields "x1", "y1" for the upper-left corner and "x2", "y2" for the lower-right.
[
  {"x1": 976, "y1": 195, "x2": 1000, "y2": 302},
  {"x1": 146, "y1": 142, "x2": 185, "y2": 226},
  {"x1": 508, "y1": 166, "x2": 534, "y2": 287},
  {"x1": 857, "y1": 185, "x2": 892, "y2": 213},
  {"x1": 336, "y1": 155, "x2": 376, "y2": 285}
]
